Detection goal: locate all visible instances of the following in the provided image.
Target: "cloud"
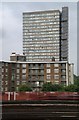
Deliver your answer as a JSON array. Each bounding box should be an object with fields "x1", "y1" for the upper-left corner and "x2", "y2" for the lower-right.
[
  {"x1": 3, "y1": 7, "x2": 20, "y2": 39},
  {"x1": 0, "y1": 5, "x2": 2, "y2": 60},
  {"x1": 2, "y1": 6, "x2": 22, "y2": 60}
]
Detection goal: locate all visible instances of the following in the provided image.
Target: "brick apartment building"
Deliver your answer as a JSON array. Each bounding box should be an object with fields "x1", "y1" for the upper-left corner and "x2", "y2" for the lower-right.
[{"x1": 0, "y1": 55, "x2": 74, "y2": 92}]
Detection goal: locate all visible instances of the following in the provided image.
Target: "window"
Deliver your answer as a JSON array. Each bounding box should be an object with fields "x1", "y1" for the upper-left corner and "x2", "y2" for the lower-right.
[
  {"x1": 5, "y1": 87, "x2": 8, "y2": 91},
  {"x1": 17, "y1": 64, "x2": 20, "y2": 68},
  {"x1": 30, "y1": 70, "x2": 33, "y2": 74},
  {"x1": 16, "y1": 87, "x2": 19, "y2": 91},
  {"x1": 54, "y1": 64, "x2": 59, "y2": 67},
  {"x1": 22, "y1": 64, "x2": 26, "y2": 68},
  {"x1": 40, "y1": 70, "x2": 44, "y2": 74},
  {"x1": 5, "y1": 69, "x2": 8, "y2": 73},
  {"x1": 40, "y1": 64, "x2": 44, "y2": 68},
  {"x1": 35, "y1": 64, "x2": 38, "y2": 67},
  {"x1": 47, "y1": 75, "x2": 51, "y2": 80},
  {"x1": 22, "y1": 74, "x2": 26, "y2": 79},
  {"x1": 30, "y1": 64, "x2": 33, "y2": 67},
  {"x1": 47, "y1": 80, "x2": 51, "y2": 83},
  {"x1": 22, "y1": 81, "x2": 26, "y2": 84},
  {"x1": 17, "y1": 69, "x2": 19, "y2": 73},
  {"x1": 34, "y1": 70, "x2": 38, "y2": 73},
  {"x1": 0, "y1": 75, "x2": 1, "y2": 80},
  {"x1": 54, "y1": 75, "x2": 59, "y2": 79},
  {"x1": 0, "y1": 68, "x2": 1, "y2": 74},
  {"x1": 47, "y1": 69, "x2": 51, "y2": 73},
  {"x1": 2, "y1": 68, "x2": 4, "y2": 72},
  {"x1": 39, "y1": 76, "x2": 44, "y2": 80},
  {"x1": 40, "y1": 82, "x2": 43, "y2": 86},
  {"x1": 1, "y1": 87, "x2": 3, "y2": 92},
  {"x1": 5, "y1": 63, "x2": 8, "y2": 67},
  {"x1": 17, "y1": 81, "x2": 20, "y2": 85},
  {"x1": 5, "y1": 81, "x2": 8, "y2": 85},
  {"x1": 5, "y1": 75, "x2": 8, "y2": 80},
  {"x1": 2, "y1": 74, "x2": 4, "y2": 79},
  {"x1": 11, "y1": 75, "x2": 15, "y2": 81},
  {"x1": 35, "y1": 81, "x2": 39, "y2": 86},
  {"x1": 22, "y1": 69, "x2": 26, "y2": 73},
  {"x1": 61, "y1": 75, "x2": 66, "y2": 79},
  {"x1": 61, "y1": 70, "x2": 66, "y2": 73},
  {"x1": 54, "y1": 69, "x2": 59, "y2": 73},
  {"x1": 61, "y1": 64, "x2": 66, "y2": 68},
  {"x1": 46, "y1": 64, "x2": 50, "y2": 67},
  {"x1": 17, "y1": 75, "x2": 19, "y2": 80},
  {"x1": 54, "y1": 81, "x2": 59, "y2": 84}
]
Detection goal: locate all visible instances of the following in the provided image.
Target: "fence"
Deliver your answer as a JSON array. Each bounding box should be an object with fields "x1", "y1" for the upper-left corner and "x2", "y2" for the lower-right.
[{"x1": 1, "y1": 92, "x2": 79, "y2": 101}]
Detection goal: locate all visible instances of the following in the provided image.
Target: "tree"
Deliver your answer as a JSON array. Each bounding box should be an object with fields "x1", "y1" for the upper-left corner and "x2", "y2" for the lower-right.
[
  {"x1": 52, "y1": 84, "x2": 64, "y2": 91},
  {"x1": 18, "y1": 84, "x2": 32, "y2": 92},
  {"x1": 42, "y1": 82, "x2": 64, "y2": 92},
  {"x1": 74, "y1": 75, "x2": 79, "y2": 86},
  {"x1": 64, "y1": 84, "x2": 78, "y2": 92},
  {"x1": 42, "y1": 82, "x2": 53, "y2": 91}
]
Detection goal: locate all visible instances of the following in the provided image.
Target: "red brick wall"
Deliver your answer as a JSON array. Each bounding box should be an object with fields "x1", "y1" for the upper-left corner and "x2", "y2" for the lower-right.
[{"x1": 1, "y1": 92, "x2": 79, "y2": 101}]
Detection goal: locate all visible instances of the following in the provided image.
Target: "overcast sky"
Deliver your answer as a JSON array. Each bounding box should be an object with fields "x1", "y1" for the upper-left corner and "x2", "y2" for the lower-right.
[{"x1": 1, "y1": 2, "x2": 77, "y2": 75}]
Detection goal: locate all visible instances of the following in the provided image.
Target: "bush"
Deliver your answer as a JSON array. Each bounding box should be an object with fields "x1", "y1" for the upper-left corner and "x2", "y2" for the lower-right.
[
  {"x1": 42, "y1": 82, "x2": 53, "y2": 91},
  {"x1": 42, "y1": 82, "x2": 64, "y2": 92},
  {"x1": 52, "y1": 84, "x2": 64, "y2": 91},
  {"x1": 18, "y1": 84, "x2": 32, "y2": 92},
  {"x1": 64, "y1": 84, "x2": 78, "y2": 92}
]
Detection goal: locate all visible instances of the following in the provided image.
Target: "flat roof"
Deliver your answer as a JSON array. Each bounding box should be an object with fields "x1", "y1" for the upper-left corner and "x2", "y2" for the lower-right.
[
  {"x1": 1, "y1": 60, "x2": 68, "y2": 64},
  {"x1": 23, "y1": 9, "x2": 60, "y2": 15}
]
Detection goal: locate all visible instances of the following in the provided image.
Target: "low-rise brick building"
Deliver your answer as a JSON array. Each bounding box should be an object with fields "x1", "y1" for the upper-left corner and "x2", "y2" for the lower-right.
[{"x1": 0, "y1": 60, "x2": 74, "y2": 92}]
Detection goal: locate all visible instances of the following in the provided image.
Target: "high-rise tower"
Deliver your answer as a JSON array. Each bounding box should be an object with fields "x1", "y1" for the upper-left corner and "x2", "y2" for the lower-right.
[
  {"x1": 23, "y1": 7, "x2": 68, "y2": 62},
  {"x1": 60, "y1": 7, "x2": 68, "y2": 61}
]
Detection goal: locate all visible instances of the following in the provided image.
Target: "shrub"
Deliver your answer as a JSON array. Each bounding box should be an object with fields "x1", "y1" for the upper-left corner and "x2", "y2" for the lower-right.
[{"x1": 18, "y1": 84, "x2": 32, "y2": 92}]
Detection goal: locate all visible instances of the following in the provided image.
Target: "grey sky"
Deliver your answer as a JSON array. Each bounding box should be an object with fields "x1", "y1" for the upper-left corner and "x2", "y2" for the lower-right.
[{"x1": 1, "y1": 2, "x2": 77, "y2": 75}]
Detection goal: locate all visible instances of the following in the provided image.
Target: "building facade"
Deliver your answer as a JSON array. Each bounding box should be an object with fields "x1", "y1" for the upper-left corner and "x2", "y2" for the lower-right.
[
  {"x1": 23, "y1": 7, "x2": 68, "y2": 62},
  {"x1": 1, "y1": 61, "x2": 74, "y2": 92},
  {"x1": 10, "y1": 52, "x2": 26, "y2": 62}
]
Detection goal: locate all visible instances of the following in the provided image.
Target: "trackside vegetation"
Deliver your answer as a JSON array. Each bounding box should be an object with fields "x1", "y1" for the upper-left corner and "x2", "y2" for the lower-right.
[{"x1": 18, "y1": 75, "x2": 79, "y2": 92}]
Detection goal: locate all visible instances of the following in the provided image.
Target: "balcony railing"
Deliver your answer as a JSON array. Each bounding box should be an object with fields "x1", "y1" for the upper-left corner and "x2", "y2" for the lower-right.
[
  {"x1": 31, "y1": 84, "x2": 43, "y2": 88},
  {"x1": 28, "y1": 79, "x2": 44, "y2": 82},
  {"x1": 29, "y1": 72, "x2": 44, "y2": 75},
  {"x1": 61, "y1": 78, "x2": 66, "y2": 81},
  {"x1": 29, "y1": 67, "x2": 44, "y2": 69},
  {"x1": 61, "y1": 72, "x2": 66, "y2": 75}
]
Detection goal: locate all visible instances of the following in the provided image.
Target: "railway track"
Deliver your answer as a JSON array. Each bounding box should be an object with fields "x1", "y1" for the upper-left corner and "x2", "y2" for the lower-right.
[{"x1": 1, "y1": 100, "x2": 79, "y2": 120}]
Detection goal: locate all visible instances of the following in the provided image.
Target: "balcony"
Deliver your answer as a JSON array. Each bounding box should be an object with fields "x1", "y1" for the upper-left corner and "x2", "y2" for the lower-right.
[
  {"x1": 32, "y1": 84, "x2": 42, "y2": 88},
  {"x1": 61, "y1": 81, "x2": 66, "y2": 85},
  {"x1": 39, "y1": 72, "x2": 44, "y2": 75},
  {"x1": 28, "y1": 79, "x2": 38, "y2": 82},
  {"x1": 29, "y1": 67, "x2": 39, "y2": 69},
  {"x1": 61, "y1": 67, "x2": 66, "y2": 70},
  {"x1": 61, "y1": 72, "x2": 66, "y2": 75},
  {"x1": 28, "y1": 78, "x2": 44, "y2": 82},
  {"x1": 29, "y1": 67, "x2": 44, "y2": 69},
  {"x1": 61, "y1": 78, "x2": 66, "y2": 81},
  {"x1": 29, "y1": 72, "x2": 39, "y2": 75},
  {"x1": 39, "y1": 67, "x2": 44, "y2": 69},
  {"x1": 29, "y1": 72, "x2": 44, "y2": 75}
]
